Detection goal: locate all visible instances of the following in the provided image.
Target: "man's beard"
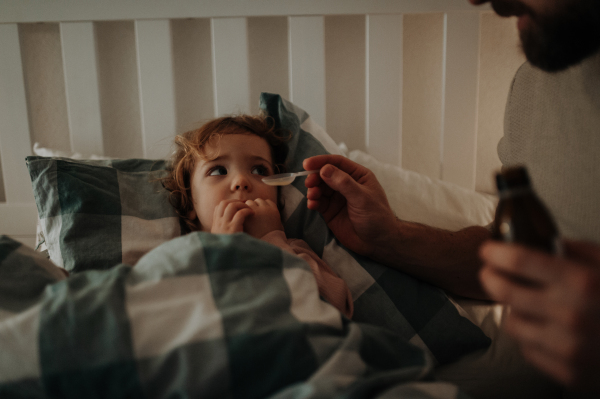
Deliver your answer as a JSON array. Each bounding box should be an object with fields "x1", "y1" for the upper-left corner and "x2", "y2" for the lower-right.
[{"x1": 517, "y1": 1, "x2": 600, "y2": 72}]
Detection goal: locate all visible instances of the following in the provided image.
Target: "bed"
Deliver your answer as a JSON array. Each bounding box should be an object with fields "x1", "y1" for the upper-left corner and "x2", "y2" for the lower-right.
[{"x1": 0, "y1": 1, "x2": 563, "y2": 398}]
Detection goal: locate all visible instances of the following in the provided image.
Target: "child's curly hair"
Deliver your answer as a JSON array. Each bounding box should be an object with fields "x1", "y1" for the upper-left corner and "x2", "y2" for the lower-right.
[{"x1": 162, "y1": 113, "x2": 289, "y2": 231}]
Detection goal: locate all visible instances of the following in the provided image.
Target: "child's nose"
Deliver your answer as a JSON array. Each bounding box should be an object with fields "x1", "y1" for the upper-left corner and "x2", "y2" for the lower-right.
[{"x1": 231, "y1": 173, "x2": 252, "y2": 191}]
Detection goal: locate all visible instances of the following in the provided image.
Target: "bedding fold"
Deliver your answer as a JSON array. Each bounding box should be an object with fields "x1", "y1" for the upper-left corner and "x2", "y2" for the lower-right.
[{"x1": 0, "y1": 233, "x2": 474, "y2": 399}]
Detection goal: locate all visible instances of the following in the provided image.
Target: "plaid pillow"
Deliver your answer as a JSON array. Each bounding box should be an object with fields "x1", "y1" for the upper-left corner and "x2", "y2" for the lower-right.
[
  {"x1": 27, "y1": 158, "x2": 182, "y2": 273},
  {"x1": 26, "y1": 93, "x2": 489, "y2": 365},
  {"x1": 260, "y1": 93, "x2": 490, "y2": 364}
]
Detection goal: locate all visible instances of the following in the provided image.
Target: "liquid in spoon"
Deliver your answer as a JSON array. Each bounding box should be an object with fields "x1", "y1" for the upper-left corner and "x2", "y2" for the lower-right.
[{"x1": 262, "y1": 170, "x2": 319, "y2": 186}]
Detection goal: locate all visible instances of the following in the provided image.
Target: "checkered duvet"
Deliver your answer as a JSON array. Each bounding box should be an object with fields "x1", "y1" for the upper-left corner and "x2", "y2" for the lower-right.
[{"x1": 0, "y1": 234, "x2": 472, "y2": 399}]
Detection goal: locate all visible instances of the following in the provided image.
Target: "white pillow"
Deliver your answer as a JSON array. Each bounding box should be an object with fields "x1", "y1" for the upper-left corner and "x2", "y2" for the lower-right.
[
  {"x1": 33, "y1": 142, "x2": 111, "y2": 160},
  {"x1": 348, "y1": 149, "x2": 497, "y2": 231}
]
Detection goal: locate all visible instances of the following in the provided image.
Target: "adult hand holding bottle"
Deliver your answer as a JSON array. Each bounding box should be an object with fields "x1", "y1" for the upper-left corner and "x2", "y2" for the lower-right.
[
  {"x1": 479, "y1": 240, "x2": 600, "y2": 392},
  {"x1": 481, "y1": 166, "x2": 600, "y2": 392}
]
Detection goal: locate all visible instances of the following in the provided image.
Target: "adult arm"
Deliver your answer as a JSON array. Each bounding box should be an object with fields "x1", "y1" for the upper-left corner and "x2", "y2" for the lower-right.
[
  {"x1": 303, "y1": 154, "x2": 491, "y2": 300},
  {"x1": 479, "y1": 239, "x2": 600, "y2": 392}
]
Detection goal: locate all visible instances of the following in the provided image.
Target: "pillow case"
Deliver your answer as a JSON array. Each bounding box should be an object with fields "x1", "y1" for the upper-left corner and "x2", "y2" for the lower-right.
[
  {"x1": 348, "y1": 150, "x2": 497, "y2": 231},
  {"x1": 260, "y1": 93, "x2": 490, "y2": 365},
  {"x1": 32, "y1": 142, "x2": 111, "y2": 160},
  {"x1": 27, "y1": 157, "x2": 182, "y2": 272},
  {"x1": 26, "y1": 98, "x2": 346, "y2": 274},
  {"x1": 27, "y1": 93, "x2": 490, "y2": 365}
]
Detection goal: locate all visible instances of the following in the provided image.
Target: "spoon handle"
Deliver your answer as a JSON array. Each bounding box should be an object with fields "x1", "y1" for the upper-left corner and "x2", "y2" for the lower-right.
[{"x1": 295, "y1": 170, "x2": 319, "y2": 177}]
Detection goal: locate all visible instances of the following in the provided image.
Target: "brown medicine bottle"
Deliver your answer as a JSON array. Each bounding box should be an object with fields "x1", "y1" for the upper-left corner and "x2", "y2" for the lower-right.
[{"x1": 492, "y1": 166, "x2": 562, "y2": 255}]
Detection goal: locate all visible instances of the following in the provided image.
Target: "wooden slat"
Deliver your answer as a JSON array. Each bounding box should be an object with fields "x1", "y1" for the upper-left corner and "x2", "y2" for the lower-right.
[
  {"x1": 288, "y1": 16, "x2": 326, "y2": 128},
  {"x1": 402, "y1": 13, "x2": 445, "y2": 180},
  {"x1": 211, "y1": 17, "x2": 251, "y2": 116},
  {"x1": 0, "y1": 203, "x2": 38, "y2": 248},
  {"x1": 441, "y1": 12, "x2": 480, "y2": 190},
  {"x1": 366, "y1": 14, "x2": 403, "y2": 167},
  {"x1": 171, "y1": 18, "x2": 214, "y2": 132},
  {"x1": 135, "y1": 20, "x2": 177, "y2": 159},
  {"x1": 96, "y1": 21, "x2": 144, "y2": 159},
  {"x1": 60, "y1": 22, "x2": 104, "y2": 156},
  {"x1": 0, "y1": 0, "x2": 489, "y2": 24},
  {"x1": 19, "y1": 23, "x2": 72, "y2": 153},
  {"x1": 247, "y1": 17, "x2": 289, "y2": 114},
  {"x1": 325, "y1": 15, "x2": 366, "y2": 153},
  {"x1": 0, "y1": 24, "x2": 34, "y2": 203},
  {"x1": 0, "y1": 203, "x2": 38, "y2": 237}
]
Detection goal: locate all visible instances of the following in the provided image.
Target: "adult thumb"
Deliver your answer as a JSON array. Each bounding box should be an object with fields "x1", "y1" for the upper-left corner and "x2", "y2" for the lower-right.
[{"x1": 320, "y1": 164, "x2": 362, "y2": 200}]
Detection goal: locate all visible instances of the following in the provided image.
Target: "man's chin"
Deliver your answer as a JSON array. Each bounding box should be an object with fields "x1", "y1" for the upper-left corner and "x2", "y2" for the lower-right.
[
  {"x1": 521, "y1": 32, "x2": 600, "y2": 72},
  {"x1": 517, "y1": 2, "x2": 600, "y2": 72},
  {"x1": 520, "y1": 25, "x2": 600, "y2": 72}
]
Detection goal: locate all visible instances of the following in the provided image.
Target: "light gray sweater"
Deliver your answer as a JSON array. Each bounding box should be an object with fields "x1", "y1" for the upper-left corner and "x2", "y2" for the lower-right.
[{"x1": 498, "y1": 52, "x2": 600, "y2": 243}]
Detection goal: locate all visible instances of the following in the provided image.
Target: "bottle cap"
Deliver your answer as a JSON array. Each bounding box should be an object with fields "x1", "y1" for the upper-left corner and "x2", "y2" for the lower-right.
[{"x1": 496, "y1": 166, "x2": 530, "y2": 191}]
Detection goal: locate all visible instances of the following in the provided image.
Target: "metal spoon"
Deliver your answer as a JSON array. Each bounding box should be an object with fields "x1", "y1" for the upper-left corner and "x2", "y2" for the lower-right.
[{"x1": 262, "y1": 170, "x2": 319, "y2": 186}]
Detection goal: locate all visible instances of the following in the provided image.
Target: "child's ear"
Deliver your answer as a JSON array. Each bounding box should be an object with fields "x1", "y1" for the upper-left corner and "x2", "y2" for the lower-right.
[{"x1": 188, "y1": 209, "x2": 197, "y2": 221}]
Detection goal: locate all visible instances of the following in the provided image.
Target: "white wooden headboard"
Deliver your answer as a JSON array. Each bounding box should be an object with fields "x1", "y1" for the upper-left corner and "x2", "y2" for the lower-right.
[{"x1": 0, "y1": 0, "x2": 525, "y2": 246}]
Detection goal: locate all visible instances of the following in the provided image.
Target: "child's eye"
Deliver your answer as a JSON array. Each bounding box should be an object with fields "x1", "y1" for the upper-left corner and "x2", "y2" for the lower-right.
[
  {"x1": 251, "y1": 165, "x2": 269, "y2": 176},
  {"x1": 208, "y1": 166, "x2": 227, "y2": 176}
]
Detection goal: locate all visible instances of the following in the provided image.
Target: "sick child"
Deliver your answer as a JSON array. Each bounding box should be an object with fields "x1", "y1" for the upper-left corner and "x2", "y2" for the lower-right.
[{"x1": 162, "y1": 114, "x2": 353, "y2": 318}]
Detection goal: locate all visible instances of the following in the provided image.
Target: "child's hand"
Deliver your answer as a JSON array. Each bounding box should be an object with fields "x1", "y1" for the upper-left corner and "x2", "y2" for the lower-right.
[
  {"x1": 211, "y1": 199, "x2": 255, "y2": 234},
  {"x1": 243, "y1": 199, "x2": 284, "y2": 239}
]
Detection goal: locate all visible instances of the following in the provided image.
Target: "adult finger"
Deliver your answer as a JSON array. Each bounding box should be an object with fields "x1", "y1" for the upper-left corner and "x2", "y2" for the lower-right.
[
  {"x1": 479, "y1": 241, "x2": 562, "y2": 284},
  {"x1": 303, "y1": 155, "x2": 370, "y2": 181},
  {"x1": 563, "y1": 239, "x2": 600, "y2": 265},
  {"x1": 520, "y1": 345, "x2": 574, "y2": 386},
  {"x1": 479, "y1": 264, "x2": 548, "y2": 316},
  {"x1": 305, "y1": 172, "x2": 322, "y2": 189},
  {"x1": 317, "y1": 164, "x2": 367, "y2": 205},
  {"x1": 306, "y1": 185, "x2": 322, "y2": 201},
  {"x1": 307, "y1": 196, "x2": 328, "y2": 212},
  {"x1": 507, "y1": 309, "x2": 586, "y2": 364}
]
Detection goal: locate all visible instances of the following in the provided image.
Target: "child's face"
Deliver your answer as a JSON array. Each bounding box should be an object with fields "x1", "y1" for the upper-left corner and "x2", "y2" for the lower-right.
[{"x1": 189, "y1": 133, "x2": 278, "y2": 231}]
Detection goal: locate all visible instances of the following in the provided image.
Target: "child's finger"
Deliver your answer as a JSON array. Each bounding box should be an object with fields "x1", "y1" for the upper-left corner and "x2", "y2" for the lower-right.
[
  {"x1": 223, "y1": 201, "x2": 251, "y2": 221},
  {"x1": 245, "y1": 199, "x2": 258, "y2": 209},
  {"x1": 264, "y1": 199, "x2": 277, "y2": 208},
  {"x1": 215, "y1": 199, "x2": 244, "y2": 218},
  {"x1": 231, "y1": 208, "x2": 254, "y2": 229},
  {"x1": 253, "y1": 198, "x2": 267, "y2": 207}
]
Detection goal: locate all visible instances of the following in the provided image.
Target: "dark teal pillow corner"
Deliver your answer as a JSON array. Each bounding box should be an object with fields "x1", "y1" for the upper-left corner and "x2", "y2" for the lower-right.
[{"x1": 26, "y1": 156, "x2": 182, "y2": 274}]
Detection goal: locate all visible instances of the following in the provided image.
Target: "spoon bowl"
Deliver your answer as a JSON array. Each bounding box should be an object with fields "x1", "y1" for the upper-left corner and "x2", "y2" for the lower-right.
[{"x1": 262, "y1": 170, "x2": 319, "y2": 186}]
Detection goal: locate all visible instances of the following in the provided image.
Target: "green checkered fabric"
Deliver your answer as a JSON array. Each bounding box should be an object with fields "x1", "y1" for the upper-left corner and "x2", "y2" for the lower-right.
[
  {"x1": 260, "y1": 93, "x2": 490, "y2": 365},
  {"x1": 0, "y1": 236, "x2": 67, "y2": 314},
  {"x1": 0, "y1": 233, "x2": 474, "y2": 399},
  {"x1": 27, "y1": 158, "x2": 182, "y2": 273},
  {"x1": 25, "y1": 93, "x2": 489, "y2": 368}
]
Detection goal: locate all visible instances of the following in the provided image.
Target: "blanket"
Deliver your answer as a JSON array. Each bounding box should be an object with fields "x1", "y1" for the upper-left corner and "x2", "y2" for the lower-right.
[{"x1": 0, "y1": 234, "x2": 472, "y2": 398}]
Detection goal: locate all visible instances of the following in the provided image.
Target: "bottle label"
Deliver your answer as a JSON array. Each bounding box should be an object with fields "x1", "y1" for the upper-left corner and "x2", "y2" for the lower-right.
[
  {"x1": 497, "y1": 220, "x2": 563, "y2": 256},
  {"x1": 497, "y1": 186, "x2": 532, "y2": 200}
]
